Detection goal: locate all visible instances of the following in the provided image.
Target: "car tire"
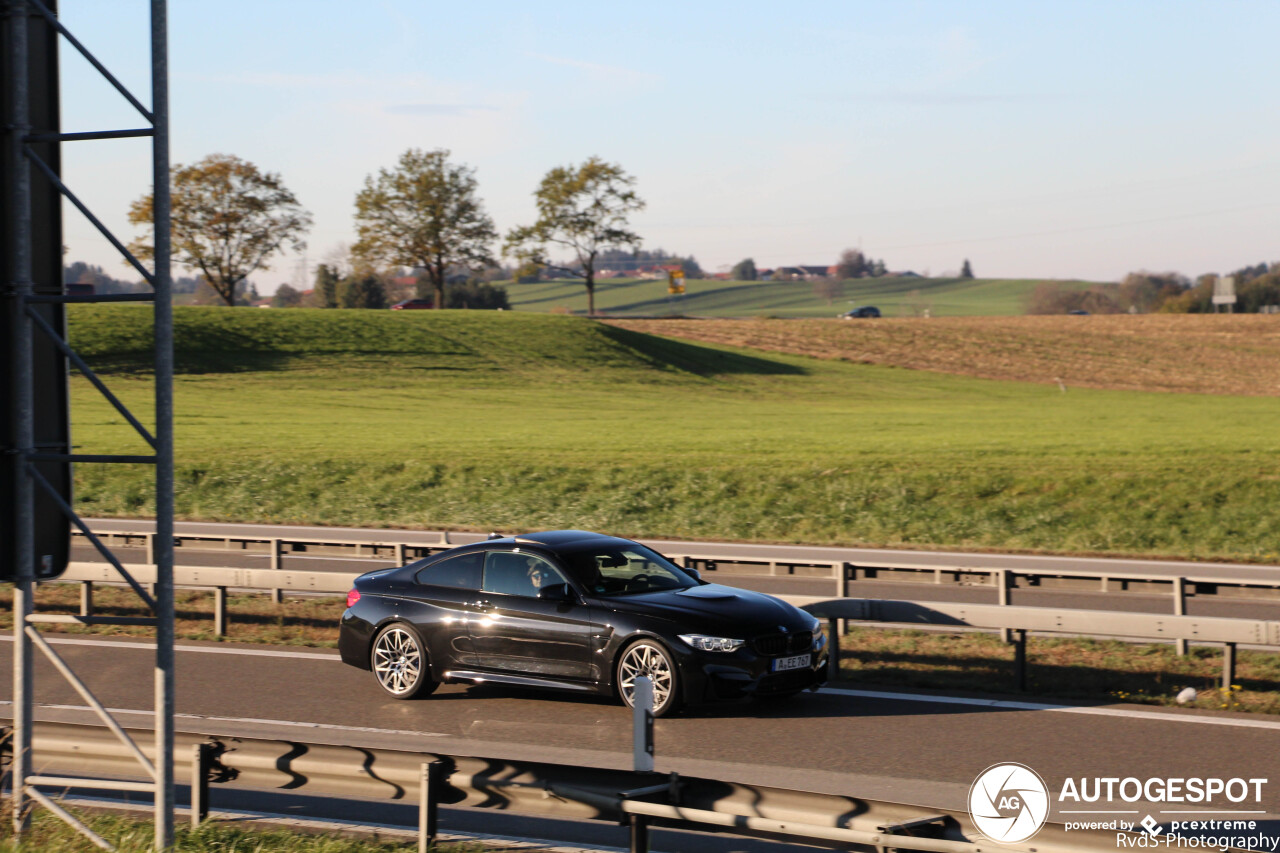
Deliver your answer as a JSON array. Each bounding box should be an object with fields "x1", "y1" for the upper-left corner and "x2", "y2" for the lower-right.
[
  {"x1": 370, "y1": 623, "x2": 438, "y2": 699},
  {"x1": 616, "y1": 639, "x2": 682, "y2": 717}
]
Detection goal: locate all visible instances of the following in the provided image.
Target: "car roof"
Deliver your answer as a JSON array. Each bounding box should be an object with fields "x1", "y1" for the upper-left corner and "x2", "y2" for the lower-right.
[{"x1": 514, "y1": 529, "x2": 632, "y2": 549}]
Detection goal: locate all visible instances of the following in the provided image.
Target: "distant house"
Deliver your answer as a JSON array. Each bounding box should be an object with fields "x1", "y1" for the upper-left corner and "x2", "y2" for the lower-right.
[
  {"x1": 798, "y1": 266, "x2": 829, "y2": 280},
  {"x1": 774, "y1": 266, "x2": 804, "y2": 281},
  {"x1": 758, "y1": 268, "x2": 774, "y2": 280}
]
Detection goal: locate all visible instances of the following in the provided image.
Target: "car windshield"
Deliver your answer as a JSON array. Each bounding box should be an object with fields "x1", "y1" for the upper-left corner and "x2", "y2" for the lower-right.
[{"x1": 560, "y1": 544, "x2": 697, "y2": 597}]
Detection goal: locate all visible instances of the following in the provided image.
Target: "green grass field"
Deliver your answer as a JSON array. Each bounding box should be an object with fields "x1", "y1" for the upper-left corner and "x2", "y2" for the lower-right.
[
  {"x1": 67, "y1": 305, "x2": 1280, "y2": 561},
  {"x1": 505, "y1": 276, "x2": 1105, "y2": 318}
]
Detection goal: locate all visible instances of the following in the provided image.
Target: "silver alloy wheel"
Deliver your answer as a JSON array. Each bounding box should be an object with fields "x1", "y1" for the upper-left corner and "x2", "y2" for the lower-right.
[
  {"x1": 618, "y1": 642, "x2": 674, "y2": 711},
  {"x1": 372, "y1": 626, "x2": 422, "y2": 696}
]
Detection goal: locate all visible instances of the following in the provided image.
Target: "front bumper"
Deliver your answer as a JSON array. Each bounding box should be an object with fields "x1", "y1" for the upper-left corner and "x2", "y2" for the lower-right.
[{"x1": 678, "y1": 642, "x2": 829, "y2": 704}]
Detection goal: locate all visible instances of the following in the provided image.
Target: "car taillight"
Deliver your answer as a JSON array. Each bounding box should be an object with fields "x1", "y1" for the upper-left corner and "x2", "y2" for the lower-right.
[{"x1": 346, "y1": 589, "x2": 361, "y2": 608}]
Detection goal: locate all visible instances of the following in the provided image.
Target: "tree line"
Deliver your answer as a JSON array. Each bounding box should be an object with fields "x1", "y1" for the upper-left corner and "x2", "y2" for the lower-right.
[
  {"x1": 119, "y1": 150, "x2": 648, "y2": 315},
  {"x1": 1027, "y1": 262, "x2": 1280, "y2": 315}
]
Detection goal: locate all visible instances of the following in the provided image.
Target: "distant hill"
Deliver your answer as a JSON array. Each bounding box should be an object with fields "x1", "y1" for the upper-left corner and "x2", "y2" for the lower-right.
[{"x1": 504, "y1": 276, "x2": 1110, "y2": 318}]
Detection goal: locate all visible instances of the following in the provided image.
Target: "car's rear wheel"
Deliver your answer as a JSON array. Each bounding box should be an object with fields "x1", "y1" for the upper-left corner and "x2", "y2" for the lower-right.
[
  {"x1": 371, "y1": 624, "x2": 437, "y2": 699},
  {"x1": 616, "y1": 640, "x2": 681, "y2": 717}
]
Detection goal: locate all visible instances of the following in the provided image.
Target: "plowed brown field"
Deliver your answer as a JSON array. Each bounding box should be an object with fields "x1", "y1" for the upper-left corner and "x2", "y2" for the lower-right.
[{"x1": 606, "y1": 315, "x2": 1280, "y2": 395}]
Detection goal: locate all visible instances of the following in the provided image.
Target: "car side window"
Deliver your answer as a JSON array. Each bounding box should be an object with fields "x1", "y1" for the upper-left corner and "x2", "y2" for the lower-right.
[
  {"x1": 415, "y1": 552, "x2": 482, "y2": 590},
  {"x1": 483, "y1": 551, "x2": 566, "y2": 598}
]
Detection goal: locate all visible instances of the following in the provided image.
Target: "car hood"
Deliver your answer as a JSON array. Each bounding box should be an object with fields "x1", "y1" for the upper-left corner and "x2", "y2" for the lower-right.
[{"x1": 599, "y1": 583, "x2": 813, "y2": 636}]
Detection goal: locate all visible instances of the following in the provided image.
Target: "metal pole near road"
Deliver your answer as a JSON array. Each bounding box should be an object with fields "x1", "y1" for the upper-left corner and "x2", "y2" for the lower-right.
[
  {"x1": 6, "y1": 0, "x2": 35, "y2": 833},
  {"x1": 151, "y1": 0, "x2": 175, "y2": 846},
  {"x1": 632, "y1": 676, "x2": 654, "y2": 774}
]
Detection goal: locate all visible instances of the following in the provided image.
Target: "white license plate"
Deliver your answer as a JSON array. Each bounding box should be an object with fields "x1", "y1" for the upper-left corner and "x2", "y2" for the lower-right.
[{"x1": 771, "y1": 653, "x2": 810, "y2": 672}]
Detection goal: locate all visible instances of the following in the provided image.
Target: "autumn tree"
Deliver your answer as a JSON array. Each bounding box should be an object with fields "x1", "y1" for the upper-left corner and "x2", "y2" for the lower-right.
[
  {"x1": 128, "y1": 153, "x2": 311, "y2": 306},
  {"x1": 352, "y1": 148, "x2": 497, "y2": 310},
  {"x1": 504, "y1": 157, "x2": 645, "y2": 316}
]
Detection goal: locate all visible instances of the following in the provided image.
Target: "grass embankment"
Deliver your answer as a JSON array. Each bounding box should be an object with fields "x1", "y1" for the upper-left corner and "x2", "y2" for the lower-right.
[
  {"x1": 505, "y1": 275, "x2": 1104, "y2": 318},
  {"x1": 65, "y1": 305, "x2": 1280, "y2": 562},
  {"x1": 10, "y1": 585, "x2": 1280, "y2": 715},
  {"x1": 0, "y1": 809, "x2": 484, "y2": 853}
]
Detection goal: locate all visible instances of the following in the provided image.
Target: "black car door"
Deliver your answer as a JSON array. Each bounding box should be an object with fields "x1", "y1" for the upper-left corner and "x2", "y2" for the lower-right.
[
  {"x1": 469, "y1": 550, "x2": 596, "y2": 681},
  {"x1": 405, "y1": 551, "x2": 484, "y2": 670}
]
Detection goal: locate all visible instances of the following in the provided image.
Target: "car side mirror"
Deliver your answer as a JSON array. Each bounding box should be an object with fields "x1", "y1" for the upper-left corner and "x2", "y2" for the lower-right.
[
  {"x1": 537, "y1": 582, "x2": 576, "y2": 602},
  {"x1": 685, "y1": 567, "x2": 701, "y2": 582}
]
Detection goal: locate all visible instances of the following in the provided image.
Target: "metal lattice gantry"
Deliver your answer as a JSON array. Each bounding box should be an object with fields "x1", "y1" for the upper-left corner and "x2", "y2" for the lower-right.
[{"x1": 3, "y1": 0, "x2": 174, "y2": 849}]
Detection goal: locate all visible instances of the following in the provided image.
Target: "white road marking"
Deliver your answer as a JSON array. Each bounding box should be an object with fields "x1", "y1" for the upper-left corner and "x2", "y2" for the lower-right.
[
  {"x1": 0, "y1": 634, "x2": 339, "y2": 660},
  {"x1": 822, "y1": 686, "x2": 1280, "y2": 731}
]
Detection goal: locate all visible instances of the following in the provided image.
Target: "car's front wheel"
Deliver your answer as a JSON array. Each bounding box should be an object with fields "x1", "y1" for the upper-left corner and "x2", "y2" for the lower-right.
[
  {"x1": 616, "y1": 639, "x2": 681, "y2": 717},
  {"x1": 371, "y1": 623, "x2": 437, "y2": 699}
]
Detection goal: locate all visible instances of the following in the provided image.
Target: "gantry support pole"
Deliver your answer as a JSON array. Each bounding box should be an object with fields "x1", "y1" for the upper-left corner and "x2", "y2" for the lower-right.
[
  {"x1": 6, "y1": 0, "x2": 35, "y2": 835},
  {"x1": 151, "y1": 0, "x2": 175, "y2": 847}
]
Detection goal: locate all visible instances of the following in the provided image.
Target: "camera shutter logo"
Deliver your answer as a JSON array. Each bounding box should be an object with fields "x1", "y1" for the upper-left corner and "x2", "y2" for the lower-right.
[{"x1": 968, "y1": 763, "x2": 1050, "y2": 843}]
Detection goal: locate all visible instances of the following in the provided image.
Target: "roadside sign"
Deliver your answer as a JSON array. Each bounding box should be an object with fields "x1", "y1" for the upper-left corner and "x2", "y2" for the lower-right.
[
  {"x1": 1212, "y1": 275, "x2": 1237, "y2": 308},
  {"x1": 667, "y1": 269, "x2": 686, "y2": 295}
]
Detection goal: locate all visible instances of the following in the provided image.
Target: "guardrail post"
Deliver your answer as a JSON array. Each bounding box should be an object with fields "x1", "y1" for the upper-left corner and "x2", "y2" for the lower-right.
[
  {"x1": 270, "y1": 538, "x2": 283, "y2": 604},
  {"x1": 146, "y1": 532, "x2": 156, "y2": 565},
  {"x1": 1222, "y1": 643, "x2": 1236, "y2": 692},
  {"x1": 633, "y1": 676, "x2": 654, "y2": 773},
  {"x1": 997, "y1": 570, "x2": 1011, "y2": 642},
  {"x1": 827, "y1": 619, "x2": 841, "y2": 683},
  {"x1": 1011, "y1": 629, "x2": 1027, "y2": 691},
  {"x1": 395, "y1": 542, "x2": 406, "y2": 566},
  {"x1": 837, "y1": 563, "x2": 852, "y2": 636},
  {"x1": 419, "y1": 760, "x2": 445, "y2": 852},
  {"x1": 1174, "y1": 577, "x2": 1187, "y2": 656},
  {"x1": 214, "y1": 587, "x2": 228, "y2": 637},
  {"x1": 79, "y1": 582, "x2": 94, "y2": 617},
  {"x1": 191, "y1": 743, "x2": 211, "y2": 828},
  {"x1": 629, "y1": 815, "x2": 650, "y2": 853}
]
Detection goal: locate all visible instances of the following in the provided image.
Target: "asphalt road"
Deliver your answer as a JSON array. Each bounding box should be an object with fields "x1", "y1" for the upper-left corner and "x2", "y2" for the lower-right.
[{"x1": 4, "y1": 634, "x2": 1280, "y2": 824}]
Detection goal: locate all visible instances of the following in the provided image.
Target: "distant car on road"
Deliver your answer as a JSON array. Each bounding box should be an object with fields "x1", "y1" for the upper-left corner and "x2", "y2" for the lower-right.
[
  {"x1": 1067, "y1": 309, "x2": 1089, "y2": 315},
  {"x1": 339, "y1": 529, "x2": 828, "y2": 716},
  {"x1": 840, "y1": 306, "x2": 881, "y2": 319},
  {"x1": 391, "y1": 298, "x2": 434, "y2": 310}
]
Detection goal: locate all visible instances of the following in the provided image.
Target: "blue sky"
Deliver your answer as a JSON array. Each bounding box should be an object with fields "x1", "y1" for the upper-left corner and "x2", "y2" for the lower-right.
[{"x1": 58, "y1": 1, "x2": 1280, "y2": 291}]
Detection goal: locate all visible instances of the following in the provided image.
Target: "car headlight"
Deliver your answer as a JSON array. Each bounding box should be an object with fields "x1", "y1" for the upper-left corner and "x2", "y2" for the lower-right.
[
  {"x1": 810, "y1": 617, "x2": 826, "y2": 650},
  {"x1": 678, "y1": 634, "x2": 744, "y2": 653}
]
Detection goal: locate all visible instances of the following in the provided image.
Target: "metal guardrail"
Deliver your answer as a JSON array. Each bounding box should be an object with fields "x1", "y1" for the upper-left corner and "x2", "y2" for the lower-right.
[
  {"x1": 55, "y1": 560, "x2": 1280, "y2": 691},
  {"x1": 3, "y1": 719, "x2": 1149, "y2": 853},
  {"x1": 800, "y1": 598, "x2": 1280, "y2": 691}
]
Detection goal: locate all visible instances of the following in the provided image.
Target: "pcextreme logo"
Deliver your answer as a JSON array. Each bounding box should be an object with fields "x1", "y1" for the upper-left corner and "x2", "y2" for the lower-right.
[{"x1": 968, "y1": 763, "x2": 1051, "y2": 844}]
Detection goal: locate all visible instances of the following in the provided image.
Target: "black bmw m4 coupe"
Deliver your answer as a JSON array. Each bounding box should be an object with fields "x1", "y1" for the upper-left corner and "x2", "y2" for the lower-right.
[{"x1": 339, "y1": 529, "x2": 828, "y2": 716}]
